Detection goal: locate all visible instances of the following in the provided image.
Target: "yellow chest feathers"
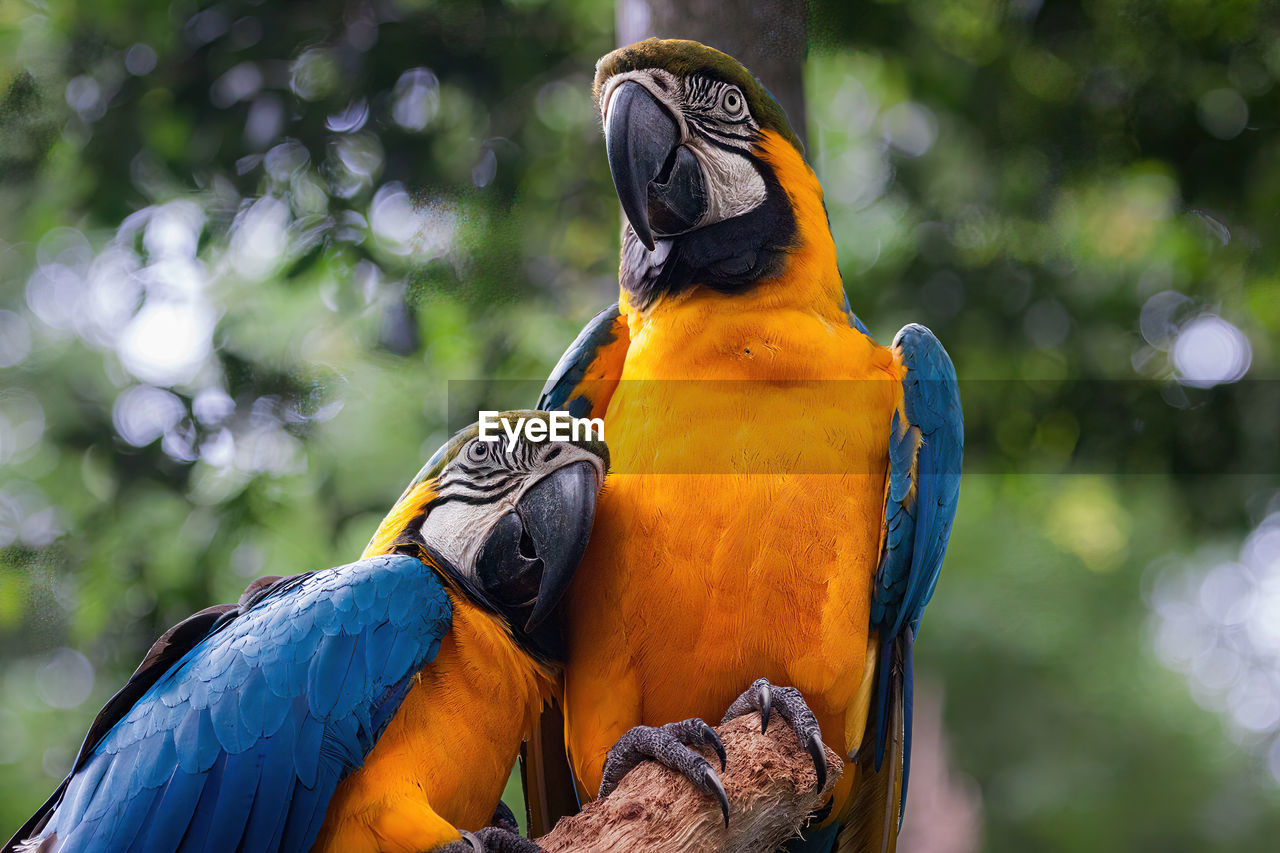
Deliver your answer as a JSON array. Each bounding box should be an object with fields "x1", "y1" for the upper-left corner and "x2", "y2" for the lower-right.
[{"x1": 315, "y1": 591, "x2": 554, "y2": 851}]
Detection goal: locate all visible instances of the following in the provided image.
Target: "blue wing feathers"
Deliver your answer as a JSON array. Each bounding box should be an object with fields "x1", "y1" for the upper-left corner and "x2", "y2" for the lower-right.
[
  {"x1": 387, "y1": 580, "x2": 414, "y2": 624},
  {"x1": 82, "y1": 753, "x2": 133, "y2": 825},
  {"x1": 384, "y1": 624, "x2": 428, "y2": 679},
  {"x1": 319, "y1": 719, "x2": 365, "y2": 779},
  {"x1": 352, "y1": 573, "x2": 379, "y2": 611},
  {"x1": 364, "y1": 621, "x2": 397, "y2": 673},
  {"x1": 177, "y1": 752, "x2": 225, "y2": 852},
  {"x1": 329, "y1": 581, "x2": 357, "y2": 615},
  {"x1": 873, "y1": 324, "x2": 962, "y2": 637},
  {"x1": 308, "y1": 631, "x2": 359, "y2": 718},
  {"x1": 276, "y1": 775, "x2": 337, "y2": 853},
  {"x1": 240, "y1": 743, "x2": 295, "y2": 853},
  {"x1": 237, "y1": 668, "x2": 269, "y2": 741},
  {"x1": 9, "y1": 554, "x2": 452, "y2": 853},
  {"x1": 369, "y1": 675, "x2": 417, "y2": 742},
  {"x1": 288, "y1": 622, "x2": 323, "y2": 667},
  {"x1": 210, "y1": 686, "x2": 250, "y2": 756},
  {"x1": 55, "y1": 755, "x2": 106, "y2": 830},
  {"x1": 243, "y1": 728, "x2": 298, "y2": 853},
  {"x1": 866, "y1": 323, "x2": 963, "y2": 829},
  {"x1": 192, "y1": 709, "x2": 220, "y2": 774},
  {"x1": 138, "y1": 767, "x2": 203, "y2": 853},
  {"x1": 259, "y1": 683, "x2": 294, "y2": 739},
  {"x1": 103, "y1": 785, "x2": 158, "y2": 851},
  {"x1": 902, "y1": 629, "x2": 916, "y2": 812},
  {"x1": 138, "y1": 731, "x2": 178, "y2": 790},
  {"x1": 200, "y1": 748, "x2": 259, "y2": 853},
  {"x1": 311, "y1": 598, "x2": 339, "y2": 636}
]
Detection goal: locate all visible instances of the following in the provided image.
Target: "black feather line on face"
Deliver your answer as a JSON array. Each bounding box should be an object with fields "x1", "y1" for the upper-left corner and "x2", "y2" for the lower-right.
[
  {"x1": 422, "y1": 482, "x2": 520, "y2": 510},
  {"x1": 619, "y1": 151, "x2": 796, "y2": 308}
]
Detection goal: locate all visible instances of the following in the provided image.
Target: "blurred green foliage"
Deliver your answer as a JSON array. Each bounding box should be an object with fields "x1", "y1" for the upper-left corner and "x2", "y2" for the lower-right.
[{"x1": 1, "y1": 0, "x2": 1279, "y2": 850}]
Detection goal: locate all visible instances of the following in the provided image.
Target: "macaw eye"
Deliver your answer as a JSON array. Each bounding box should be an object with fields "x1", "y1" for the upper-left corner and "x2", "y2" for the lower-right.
[
  {"x1": 721, "y1": 87, "x2": 745, "y2": 118},
  {"x1": 467, "y1": 442, "x2": 490, "y2": 463}
]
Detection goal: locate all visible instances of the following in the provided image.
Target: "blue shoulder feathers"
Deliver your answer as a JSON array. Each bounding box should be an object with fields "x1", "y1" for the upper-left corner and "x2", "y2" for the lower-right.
[{"x1": 538, "y1": 302, "x2": 624, "y2": 417}]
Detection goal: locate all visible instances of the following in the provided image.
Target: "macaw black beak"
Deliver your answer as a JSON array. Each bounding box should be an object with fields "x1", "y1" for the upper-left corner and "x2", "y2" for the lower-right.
[
  {"x1": 474, "y1": 460, "x2": 599, "y2": 637},
  {"x1": 605, "y1": 80, "x2": 707, "y2": 251}
]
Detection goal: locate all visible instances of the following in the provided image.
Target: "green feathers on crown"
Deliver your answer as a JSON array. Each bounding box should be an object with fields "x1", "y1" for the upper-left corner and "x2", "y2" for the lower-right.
[{"x1": 593, "y1": 38, "x2": 802, "y2": 153}]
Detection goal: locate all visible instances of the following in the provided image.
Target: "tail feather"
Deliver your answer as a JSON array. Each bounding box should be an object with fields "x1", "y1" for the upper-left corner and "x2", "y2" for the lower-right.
[
  {"x1": 872, "y1": 636, "x2": 894, "y2": 771},
  {"x1": 900, "y1": 627, "x2": 915, "y2": 830},
  {"x1": 840, "y1": 635, "x2": 906, "y2": 853}
]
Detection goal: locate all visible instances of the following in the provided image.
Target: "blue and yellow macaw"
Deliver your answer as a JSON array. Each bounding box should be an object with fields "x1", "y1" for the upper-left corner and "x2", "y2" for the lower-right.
[
  {"x1": 5, "y1": 412, "x2": 607, "y2": 853},
  {"x1": 533, "y1": 40, "x2": 963, "y2": 852}
]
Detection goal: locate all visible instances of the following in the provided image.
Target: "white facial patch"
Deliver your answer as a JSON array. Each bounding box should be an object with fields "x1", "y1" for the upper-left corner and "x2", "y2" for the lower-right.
[
  {"x1": 688, "y1": 143, "x2": 767, "y2": 224},
  {"x1": 418, "y1": 498, "x2": 511, "y2": 572}
]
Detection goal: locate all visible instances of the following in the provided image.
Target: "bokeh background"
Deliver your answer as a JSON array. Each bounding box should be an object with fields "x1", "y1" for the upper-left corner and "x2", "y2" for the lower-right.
[{"x1": 2, "y1": 0, "x2": 1279, "y2": 849}]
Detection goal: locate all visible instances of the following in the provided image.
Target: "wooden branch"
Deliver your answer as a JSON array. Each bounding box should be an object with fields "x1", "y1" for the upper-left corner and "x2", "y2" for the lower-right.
[{"x1": 536, "y1": 714, "x2": 843, "y2": 853}]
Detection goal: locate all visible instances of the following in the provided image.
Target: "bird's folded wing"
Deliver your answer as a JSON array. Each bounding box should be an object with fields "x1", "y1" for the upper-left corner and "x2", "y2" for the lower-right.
[
  {"x1": 5, "y1": 555, "x2": 451, "y2": 853},
  {"x1": 538, "y1": 302, "x2": 630, "y2": 419}
]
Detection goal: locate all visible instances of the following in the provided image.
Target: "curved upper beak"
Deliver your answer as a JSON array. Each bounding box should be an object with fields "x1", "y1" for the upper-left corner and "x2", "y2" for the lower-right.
[
  {"x1": 604, "y1": 81, "x2": 707, "y2": 251},
  {"x1": 474, "y1": 459, "x2": 600, "y2": 640},
  {"x1": 515, "y1": 460, "x2": 599, "y2": 631}
]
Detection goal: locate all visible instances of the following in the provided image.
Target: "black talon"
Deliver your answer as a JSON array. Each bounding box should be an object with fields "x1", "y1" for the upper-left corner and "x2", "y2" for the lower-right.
[
  {"x1": 705, "y1": 766, "x2": 730, "y2": 827},
  {"x1": 759, "y1": 681, "x2": 772, "y2": 734},
  {"x1": 701, "y1": 721, "x2": 727, "y2": 771},
  {"x1": 806, "y1": 734, "x2": 828, "y2": 793}
]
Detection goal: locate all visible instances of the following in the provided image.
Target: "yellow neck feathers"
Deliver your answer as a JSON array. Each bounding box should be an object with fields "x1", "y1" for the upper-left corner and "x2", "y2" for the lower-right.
[
  {"x1": 620, "y1": 129, "x2": 847, "y2": 330},
  {"x1": 751, "y1": 129, "x2": 846, "y2": 318}
]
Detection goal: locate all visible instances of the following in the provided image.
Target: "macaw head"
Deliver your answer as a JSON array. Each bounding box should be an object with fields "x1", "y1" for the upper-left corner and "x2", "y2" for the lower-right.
[
  {"x1": 594, "y1": 38, "x2": 823, "y2": 309},
  {"x1": 367, "y1": 411, "x2": 608, "y2": 658}
]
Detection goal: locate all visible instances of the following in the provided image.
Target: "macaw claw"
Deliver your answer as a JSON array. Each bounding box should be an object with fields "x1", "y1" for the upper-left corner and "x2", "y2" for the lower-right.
[
  {"x1": 757, "y1": 680, "x2": 773, "y2": 733},
  {"x1": 722, "y1": 678, "x2": 828, "y2": 793},
  {"x1": 438, "y1": 824, "x2": 542, "y2": 853},
  {"x1": 599, "y1": 717, "x2": 731, "y2": 827},
  {"x1": 806, "y1": 734, "x2": 829, "y2": 795}
]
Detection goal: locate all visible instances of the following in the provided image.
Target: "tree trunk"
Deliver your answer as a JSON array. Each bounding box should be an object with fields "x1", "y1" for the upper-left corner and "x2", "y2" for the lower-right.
[
  {"x1": 535, "y1": 712, "x2": 841, "y2": 853},
  {"x1": 615, "y1": 0, "x2": 807, "y2": 148}
]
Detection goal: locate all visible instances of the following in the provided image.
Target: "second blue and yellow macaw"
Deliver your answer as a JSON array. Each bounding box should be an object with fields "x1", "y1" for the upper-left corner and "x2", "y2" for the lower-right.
[
  {"x1": 4, "y1": 412, "x2": 607, "y2": 853},
  {"x1": 536, "y1": 39, "x2": 963, "y2": 852}
]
